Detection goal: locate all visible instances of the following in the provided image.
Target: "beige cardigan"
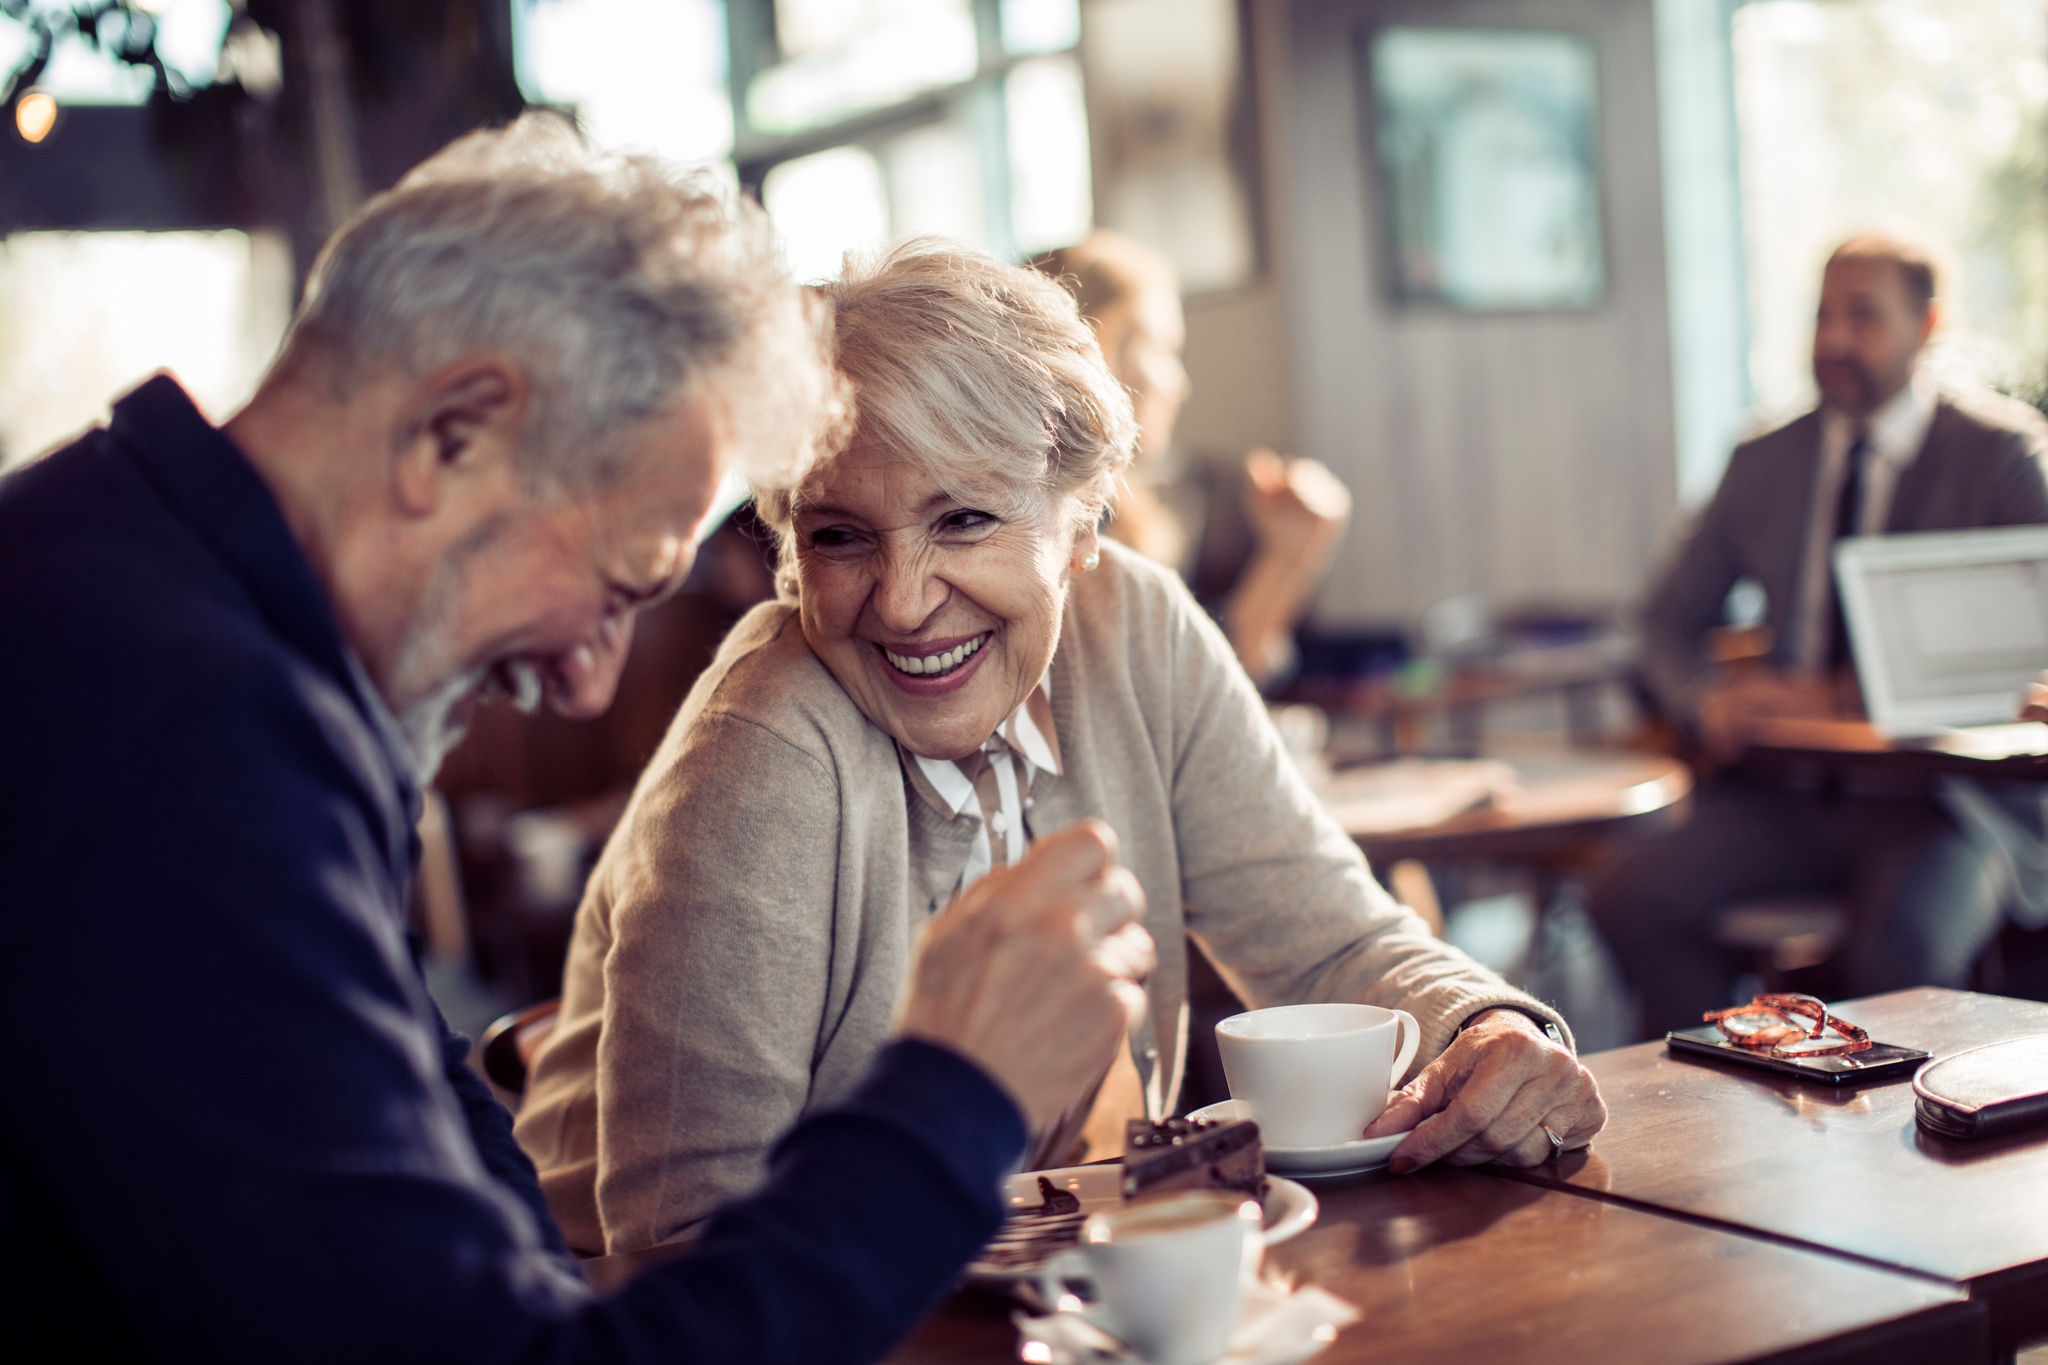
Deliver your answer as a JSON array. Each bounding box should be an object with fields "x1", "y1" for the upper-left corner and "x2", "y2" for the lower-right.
[{"x1": 515, "y1": 543, "x2": 1567, "y2": 1254}]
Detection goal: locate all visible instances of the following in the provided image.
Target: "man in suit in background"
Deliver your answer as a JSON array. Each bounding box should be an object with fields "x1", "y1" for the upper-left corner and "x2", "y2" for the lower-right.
[{"x1": 1591, "y1": 234, "x2": 2048, "y2": 1037}]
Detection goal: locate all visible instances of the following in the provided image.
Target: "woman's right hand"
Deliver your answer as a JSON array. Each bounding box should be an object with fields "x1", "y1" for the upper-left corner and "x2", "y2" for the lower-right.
[{"x1": 895, "y1": 821, "x2": 1154, "y2": 1132}]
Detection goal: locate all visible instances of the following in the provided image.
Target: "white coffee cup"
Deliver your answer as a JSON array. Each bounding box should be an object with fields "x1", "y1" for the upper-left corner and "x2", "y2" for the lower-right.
[
  {"x1": 1214, "y1": 1002, "x2": 1420, "y2": 1149},
  {"x1": 1037, "y1": 1190, "x2": 1262, "y2": 1365}
]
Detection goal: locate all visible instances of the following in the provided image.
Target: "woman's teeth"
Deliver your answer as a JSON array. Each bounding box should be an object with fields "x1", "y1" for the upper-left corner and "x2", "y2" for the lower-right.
[{"x1": 884, "y1": 634, "x2": 987, "y2": 677}]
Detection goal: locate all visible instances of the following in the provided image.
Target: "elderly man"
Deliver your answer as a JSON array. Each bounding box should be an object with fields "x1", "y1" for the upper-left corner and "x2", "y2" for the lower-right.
[
  {"x1": 0, "y1": 117, "x2": 1151, "y2": 1364},
  {"x1": 1592, "y1": 234, "x2": 2048, "y2": 1036}
]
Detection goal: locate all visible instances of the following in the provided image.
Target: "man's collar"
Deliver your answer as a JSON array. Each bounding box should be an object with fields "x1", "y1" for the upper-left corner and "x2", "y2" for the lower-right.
[
  {"x1": 343, "y1": 648, "x2": 428, "y2": 793},
  {"x1": 1824, "y1": 370, "x2": 1937, "y2": 468},
  {"x1": 108, "y1": 374, "x2": 423, "y2": 805},
  {"x1": 1867, "y1": 369, "x2": 1937, "y2": 465}
]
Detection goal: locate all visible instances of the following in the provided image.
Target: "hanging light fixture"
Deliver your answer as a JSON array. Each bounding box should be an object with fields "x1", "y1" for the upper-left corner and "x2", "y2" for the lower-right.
[{"x1": 14, "y1": 89, "x2": 57, "y2": 143}]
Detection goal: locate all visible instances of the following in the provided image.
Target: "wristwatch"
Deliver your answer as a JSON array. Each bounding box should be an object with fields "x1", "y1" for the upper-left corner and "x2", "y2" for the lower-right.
[{"x1": 1461, "y1": 1006, "x2": 1569, "y2": 1050}]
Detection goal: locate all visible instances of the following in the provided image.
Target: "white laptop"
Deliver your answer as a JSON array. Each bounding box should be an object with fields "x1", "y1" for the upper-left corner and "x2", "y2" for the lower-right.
[{"x1": 1834, "y1": 525, "x2": 2048, "y2": 743}]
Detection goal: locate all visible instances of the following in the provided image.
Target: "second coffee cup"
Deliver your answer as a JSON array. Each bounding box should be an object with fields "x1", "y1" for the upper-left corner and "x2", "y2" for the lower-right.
[
  {"x1": 1037, "y1": 1190, "x2": 1262, "y2": 1365},
  {"x1": 1215, "y1": 1002, "x2": 1419, "y2": 1148}
]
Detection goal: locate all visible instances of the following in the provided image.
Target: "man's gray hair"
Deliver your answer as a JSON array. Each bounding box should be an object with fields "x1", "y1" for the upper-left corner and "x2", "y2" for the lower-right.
[{"x1": 281, "y1": 112, "x2": 840, "y2": 488}]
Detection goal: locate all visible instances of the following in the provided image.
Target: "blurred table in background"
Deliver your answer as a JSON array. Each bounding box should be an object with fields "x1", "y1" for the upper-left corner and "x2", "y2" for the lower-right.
[
  {"x1": 1289, "y1": 633, "x2": 1636, "y2": 757},
  {"x1": 1739, "y1": 717, "x2": 2048, "y2": 784},
  {"x1": 1306, "y1": 741, "x2": 1691, "y2": 1047},
  {"x1": 1321, "y1": 741, "x2": 1690, "y2": 869}
]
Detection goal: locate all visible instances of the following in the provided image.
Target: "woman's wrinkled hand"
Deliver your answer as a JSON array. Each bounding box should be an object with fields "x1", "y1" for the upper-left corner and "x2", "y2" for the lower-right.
[{"x1": 1361, "y1": 1008, "x2": 1606, "y2": 1172}]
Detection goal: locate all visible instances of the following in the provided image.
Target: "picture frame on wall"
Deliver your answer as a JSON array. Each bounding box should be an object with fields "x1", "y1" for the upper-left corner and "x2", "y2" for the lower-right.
[{"x1": 1359, "y1": 25, "x2": 1606, "y2": 311}]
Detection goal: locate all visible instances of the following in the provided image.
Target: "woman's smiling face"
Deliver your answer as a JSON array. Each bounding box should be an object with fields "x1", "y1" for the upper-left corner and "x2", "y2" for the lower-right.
[{"x1": 791, "y1": 440, "x2": 1095, "y2": 760}]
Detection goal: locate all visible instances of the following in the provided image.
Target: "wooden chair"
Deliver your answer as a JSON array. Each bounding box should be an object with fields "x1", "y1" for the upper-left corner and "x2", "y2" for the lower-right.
[
  {"x1": 413, "y1": 789, "x2": 470, "y2": 965},
  {"x1": 479, "y1": 998, "x2": 561, "y2": 1096}
]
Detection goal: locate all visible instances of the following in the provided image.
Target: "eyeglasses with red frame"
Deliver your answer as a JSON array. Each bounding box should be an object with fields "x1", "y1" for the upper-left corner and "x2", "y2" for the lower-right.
[{"x1": 1702, "y1": 993, "x2": 1872, "y2": 1059}]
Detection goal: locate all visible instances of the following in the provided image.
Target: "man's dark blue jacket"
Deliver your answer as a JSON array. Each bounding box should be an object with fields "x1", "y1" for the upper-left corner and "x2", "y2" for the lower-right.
[{"x1": 0, "y1": 376, "x2": 1025, "y2": 1363}]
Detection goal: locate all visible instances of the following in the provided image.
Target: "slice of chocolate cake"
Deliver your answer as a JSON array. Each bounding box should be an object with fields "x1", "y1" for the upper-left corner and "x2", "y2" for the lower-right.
[{"x1": 1121, "y1": 1116, "x2": 1267, "y2": 1201}]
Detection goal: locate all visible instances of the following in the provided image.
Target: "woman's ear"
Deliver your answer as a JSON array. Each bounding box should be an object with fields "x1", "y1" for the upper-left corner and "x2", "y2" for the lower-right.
[{"x1": 1070, "y1": 521, "x2": 1102, "y2": 574}]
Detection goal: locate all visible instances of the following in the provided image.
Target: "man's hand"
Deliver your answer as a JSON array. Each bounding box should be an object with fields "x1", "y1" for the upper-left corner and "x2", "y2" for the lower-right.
[
  {"x1": 1360, "y1": 1009, "x2": 1606, "y2": 1173},
  {"x1": 1696, "y1": 667, "x2": 1839, "y2": 762},
  {"x1": 895, "y1": 821, "x2": 1154, "y2": 1132}
]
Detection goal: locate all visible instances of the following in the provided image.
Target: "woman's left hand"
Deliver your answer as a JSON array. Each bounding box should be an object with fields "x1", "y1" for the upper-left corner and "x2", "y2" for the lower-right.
[{"x1": 1362, "y1": 1009, "x2": 1606, "y2": 1172}]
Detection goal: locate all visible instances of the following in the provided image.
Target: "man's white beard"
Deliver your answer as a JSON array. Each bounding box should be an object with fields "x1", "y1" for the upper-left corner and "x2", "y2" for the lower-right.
[
  {"x1": 383, "y1": 531, "x2": 548, "y2": 781},
  {"x1": 393, "y1": 655, "x2": 546, "y2": 781},
  {"x1": 396, "y1": 666, "x2": 486, "y2": 781}
]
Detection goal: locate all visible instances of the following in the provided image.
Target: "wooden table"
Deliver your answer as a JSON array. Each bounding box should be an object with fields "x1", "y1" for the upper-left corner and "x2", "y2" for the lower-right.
[
  {"x1": 589, "y1": 989, "x2": 2048, "y2": 1362},
  {"x1": 1508, "y1": 988, "x2": 2048, "y2": 1356},
  {"x1": 1740, "y1": 717, "x2": 2048, "y2": 783},
  {"x1": 881, "y1": 1168, "x2": 1980, "y2": 1364},
  {"x1": 1333, "y1": 743, "x2": 1692, "y2": 867},
  {"x1": 1290, "y1": 636, "x2": 1634, "y2": 756}
]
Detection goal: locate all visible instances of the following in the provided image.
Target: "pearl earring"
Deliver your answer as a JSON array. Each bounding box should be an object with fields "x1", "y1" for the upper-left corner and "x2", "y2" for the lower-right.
[{"x1": 1081, "y1": 551, "x2": 1100, "y2": 571}]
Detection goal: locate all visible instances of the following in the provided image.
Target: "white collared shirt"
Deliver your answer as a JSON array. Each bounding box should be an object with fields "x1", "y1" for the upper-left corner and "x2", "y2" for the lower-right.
[
  {"x1": 898, "y1": 679, "x2": 1062, "y2": 898},
  {"x1": 897, "y1": 683, "x2": 1139, "y2": 1164},
  {"x1": 1792, "y1": 372, "x2": 1939, "y2": 671}
]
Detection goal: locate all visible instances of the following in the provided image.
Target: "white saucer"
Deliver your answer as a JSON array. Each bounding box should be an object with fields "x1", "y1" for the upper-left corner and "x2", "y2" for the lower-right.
[
  {"x1": 968, "y1": 1164, "x2": 1317, "y2": 1287},
  {"x1": 1187, "y1": 1098, "x2": 1411, "y2": 1178}
]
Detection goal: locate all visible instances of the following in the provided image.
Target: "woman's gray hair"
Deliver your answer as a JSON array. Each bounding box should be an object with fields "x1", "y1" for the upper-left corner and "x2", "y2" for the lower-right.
[
  {"x1": 756, "y1": 239, "x2": 1137, "y2": 562},
  {"x1": 281, "y1": 112, "x2": 841, "y2": 490}
]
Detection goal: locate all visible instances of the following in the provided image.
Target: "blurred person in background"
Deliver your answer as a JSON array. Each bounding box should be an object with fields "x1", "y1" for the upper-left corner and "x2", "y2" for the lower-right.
[
  {"x1": 515, "y1": 240, "x2": 1603, "y2": 1257},
  {"x1": 1591, "y1": 234, "x2": 2048, "y2": 1037},
  {"x1": 1034, "y1": 230, "x2": 1351, "y2": 690},
  {"x1": 0, "y1": 116, "x2": 1153, "y2": 1365}
]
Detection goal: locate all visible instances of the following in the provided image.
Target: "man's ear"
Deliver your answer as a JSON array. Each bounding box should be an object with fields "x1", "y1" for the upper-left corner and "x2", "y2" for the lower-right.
[
  {"x1": 1918, "y1": 298, "x2": 1942, "y2": 350},
  {"x1": 391, "y1": 358, "x2": 530, "y2": 518}
]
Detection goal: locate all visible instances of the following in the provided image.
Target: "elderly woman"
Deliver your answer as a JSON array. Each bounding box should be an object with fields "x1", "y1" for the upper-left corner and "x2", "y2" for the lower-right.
[{"x1": 515, "y1": 242, "x2": 1604, "y2": 1255}]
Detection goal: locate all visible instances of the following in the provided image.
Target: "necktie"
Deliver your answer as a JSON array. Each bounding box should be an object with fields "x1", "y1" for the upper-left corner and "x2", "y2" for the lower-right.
[{"x1": 1824, "y1": 435, "x2": 1871, "y2": 669}]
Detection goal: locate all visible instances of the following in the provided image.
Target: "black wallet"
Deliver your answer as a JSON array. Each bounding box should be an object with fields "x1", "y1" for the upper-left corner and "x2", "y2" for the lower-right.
[{"x1": 1912, "y1": 1034, "x2": 2048, "y2": 1140}]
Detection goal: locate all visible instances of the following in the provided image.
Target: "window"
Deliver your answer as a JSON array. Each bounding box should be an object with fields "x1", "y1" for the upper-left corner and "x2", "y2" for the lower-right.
[
  {"x1": 730, "y1": 0, "x2": 1091, "y2": 275},
  {"x1": 1, "y1": 0, "x2": 233, "y2": 106},
  {"x1": 511, "y1": 0, "x2": 735, "y2": 168},
  {"x1": 1732, "y1": 0, "x2": 2048, "y2": 414},
  {"x1": 1081, "y1": 0, "x2": 1258, "y2": 293},
  {"x1": 512, "y1": 0, "x2": 1093, "y2": 276},
  {"x1": 0, "y1": 230, "x2": 291, "y2": 471}
]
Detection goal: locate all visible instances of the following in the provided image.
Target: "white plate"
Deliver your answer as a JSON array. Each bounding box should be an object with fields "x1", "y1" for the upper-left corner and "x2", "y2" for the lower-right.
[
  {"x1": 967, "y1": 1165, "x2": 1317, "y2": 1287},
  {"x1": 1187, "y1": 1098, "x2": 1411, "y2": 1178}
]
